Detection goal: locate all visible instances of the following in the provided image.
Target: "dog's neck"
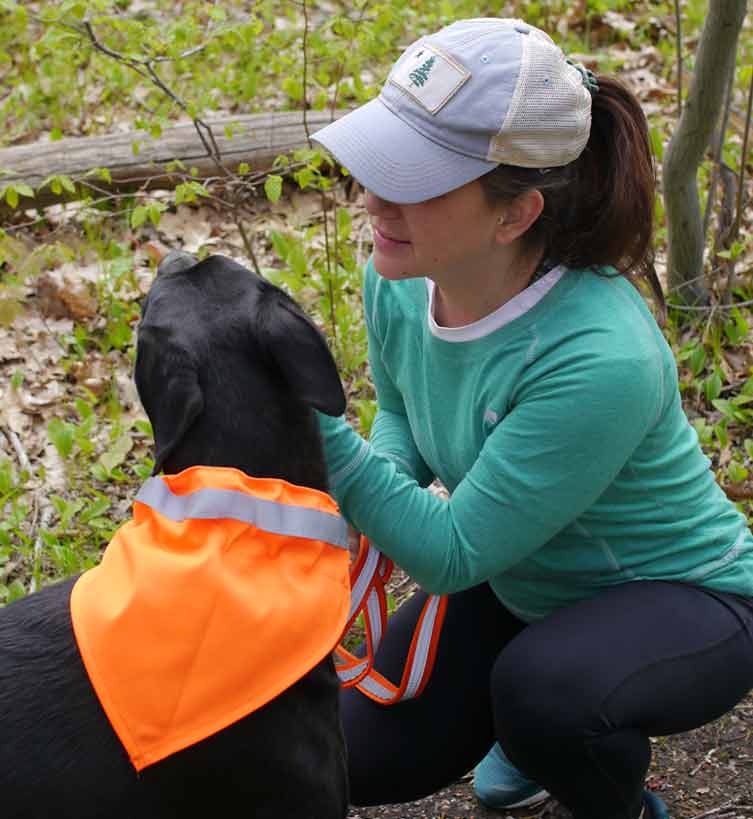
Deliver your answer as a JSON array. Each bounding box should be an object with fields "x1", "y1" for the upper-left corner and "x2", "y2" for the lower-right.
[
  {"x1": 160, "y1": 432, "x2": 331, "y2": 495},
  {"x1": 161, "y1": 462, "x2": 331, "y2": 495}
]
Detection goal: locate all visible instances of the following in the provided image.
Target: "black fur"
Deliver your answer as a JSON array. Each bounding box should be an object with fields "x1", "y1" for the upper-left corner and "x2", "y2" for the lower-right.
[{"x1": 0, "y1": 254, "x2": 349, "y2": 818}]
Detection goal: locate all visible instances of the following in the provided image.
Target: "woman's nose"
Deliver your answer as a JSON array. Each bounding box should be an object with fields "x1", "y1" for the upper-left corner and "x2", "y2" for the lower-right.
[{"x1": 365, "y1": 190, "x2": 401, "y2": 217}]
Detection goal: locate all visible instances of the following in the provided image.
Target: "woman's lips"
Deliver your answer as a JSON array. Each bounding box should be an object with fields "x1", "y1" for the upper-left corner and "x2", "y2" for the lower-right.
[{"x1": 373, "y1": 225, "x2": 411, "y2": 250}]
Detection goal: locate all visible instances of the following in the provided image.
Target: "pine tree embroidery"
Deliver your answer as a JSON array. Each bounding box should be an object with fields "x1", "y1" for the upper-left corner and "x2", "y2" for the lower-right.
[{"x1": 409, "y1": 56, "x2": 436, "y2": 88}]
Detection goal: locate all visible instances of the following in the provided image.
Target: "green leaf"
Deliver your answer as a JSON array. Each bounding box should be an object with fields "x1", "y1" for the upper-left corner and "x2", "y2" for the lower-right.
[
  {"x1": 727, "y1": 461, "x2": 748, "y2": 484},
  {"x1": 134, "y1": 419, "x2": 153, "y2": 437},
  {"x1": 133, "y1": 462, "x2": 153, "y2": 480},
  {"x1": 704, "y1": 372, "x2": 722, "y2": 403},
  {"x1": 74, "y1": 398, "x2": 95, "y2": 419},
  {"x1": 98, "y1": 434, "x2": 133, "y2": 475},
  {"x1": 148, "y1": 202, "x2": 167, "y2": 226},
  {"x1": 336, "y1": 207, "x2": 352, "y2": 240},
  {"x1": 4, "y1": 186, "x2": 18, "y2": 208},
  {"x1": 353, "y1": 398, "x2": 377, "y2": 437},
  {"x1": 0, "y1": 459, "x2": 15, "y2": 495},
  {"x1": 270, "y1": 230, "x2": 289, "y2": 259},
  {"x1": 294, "y1": 168, "x2": 315, "y2": 189},
  {"x1": 164, "y1": 159, "x2": 186, "y2": 174},
  {"x1": 238, "y1": 162, "x2": 250, "y2": 175},
  {"x1": 264, "y1": 174, "x2": 283, "y2": 203},
  {"x1": 689, "y1": 345, "x2": 705, "y2": 377},
  {"x1": 744, "y1": 439, "x2": 753, "y2": 460},
  {"x1": 714, "y1": 419, "x2": 729, "y2": 450},
  {"x1": 131, "y1": 206, "x2": 148, "y2": 229},
  {"x1": 79, "y1": 496, "x2": 111, "y2": 524},
  {"x1": 288, "y1": 239, "x2": 307, "y2": 278},
  {"x1": 48, "y1": 418, "x2": 74, "y2": 459},
  {"x1": 6, "y1": 578, "x2": 26, "y2": 603},
  {"x1": 712, "y1": 398, "x2": 733, "y2": 417}
]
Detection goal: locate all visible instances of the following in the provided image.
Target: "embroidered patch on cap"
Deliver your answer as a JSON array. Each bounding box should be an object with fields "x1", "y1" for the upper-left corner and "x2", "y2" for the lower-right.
[{"x1": 389, "y1": 43, "x2": 471, "y2": 114}]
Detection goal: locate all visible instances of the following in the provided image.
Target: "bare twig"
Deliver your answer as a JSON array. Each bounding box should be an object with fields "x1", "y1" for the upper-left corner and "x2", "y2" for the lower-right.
[
  {"x1": 298, "y1": 0, "x2": 341, "y2": 359},
  {"x1": 731, "y1": 63, "x2": 753, "y2": 243},
  {"x1": 328, "y1": 4, "x2": 370, "y2": 122},
  {"x1": 690, "y1": 747, "x2": 717, "y2": 775},
  {"x1": 689, "y1": 801, "x2": 738, "y2": 819},
  {"x1": 702, "y1": 302, "x2": 719, "y2": 344},
  {"x1": 80, "y1": 19, "x2": 209, "y2": 67},
  {"x1": 82, "y1": 21, "x2": 150, "y2": 81},
  {"x1": 301, "y1": 0, "x2": 311, "y2": 149},
  {"x1": 669, "y1": 297, "x2": 753, "y2": 313},
  {"x1": 713, "y1": 63, "x2": 753, "y2": 305},
  {"x1": 674, "y1": 0, "x2": 683, "y2": 118},
  {"x1": 0, "y1": 427, "x2": 31, "y2": 474},
  {"x1": 703, "y1": 66, "x2": 735, "y2": 241},
  {"x1": 713, "y1": 159, "x2": 737, "y2": 301},
  {"x1": 77, "y1": 17, "x2": 263, "y2": 276},
  {"x1": 29, "y1": 506, "x2": 54, "y2": 594}
]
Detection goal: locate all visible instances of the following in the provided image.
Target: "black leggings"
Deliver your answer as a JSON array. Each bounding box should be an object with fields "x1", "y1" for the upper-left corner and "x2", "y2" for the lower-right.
[{"x1": 342, "y1": 581, "x2": 753, "y2": 819}]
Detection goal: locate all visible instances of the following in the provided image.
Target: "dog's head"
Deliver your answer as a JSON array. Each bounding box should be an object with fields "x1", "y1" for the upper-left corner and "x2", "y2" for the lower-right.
[{"x1": 135, "y1": 253, "x2": 345, "y2": 486}]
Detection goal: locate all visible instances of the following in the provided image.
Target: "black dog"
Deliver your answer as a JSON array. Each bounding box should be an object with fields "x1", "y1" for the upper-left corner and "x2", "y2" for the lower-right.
[{"x1": 0, "y1": 253, "x2": 349, "y2": 818}]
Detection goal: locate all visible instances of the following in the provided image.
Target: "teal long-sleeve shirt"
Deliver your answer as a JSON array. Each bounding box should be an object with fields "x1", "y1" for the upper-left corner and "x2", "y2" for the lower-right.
[{"x1": 319, "y1": 258, "x2": 753, "y2": 621}]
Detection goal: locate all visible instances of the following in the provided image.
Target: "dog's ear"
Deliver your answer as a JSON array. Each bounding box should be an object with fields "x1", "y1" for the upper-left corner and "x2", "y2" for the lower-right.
[
  {"x1": 134, "y1": 334, "x2": 204, "y2": 475},
  {"x1": 263, "y1": 299, "x2": 346, "y2": 417}
]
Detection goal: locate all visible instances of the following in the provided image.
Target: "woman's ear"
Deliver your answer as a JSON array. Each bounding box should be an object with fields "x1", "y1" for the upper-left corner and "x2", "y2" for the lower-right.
[{"x1": 495, "y1": 189, "x2": 545, "y2": 244}]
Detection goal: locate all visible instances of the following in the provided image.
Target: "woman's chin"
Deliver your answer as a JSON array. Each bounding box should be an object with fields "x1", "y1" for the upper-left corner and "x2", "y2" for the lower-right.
[{"x1": 372, "y1": 253, "x2": 421, "y2": 281}]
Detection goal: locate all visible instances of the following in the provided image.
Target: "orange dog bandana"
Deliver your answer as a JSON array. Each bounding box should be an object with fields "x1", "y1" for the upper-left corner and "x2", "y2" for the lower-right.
[{"x1": 70, "y1": 466, "x2": 350, "y2": 771}]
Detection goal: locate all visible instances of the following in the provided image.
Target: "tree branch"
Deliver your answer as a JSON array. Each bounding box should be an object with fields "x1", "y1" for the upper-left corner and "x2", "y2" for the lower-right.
[{"x1": 662, "y1": 0, "x2": 747, "y2": 304}]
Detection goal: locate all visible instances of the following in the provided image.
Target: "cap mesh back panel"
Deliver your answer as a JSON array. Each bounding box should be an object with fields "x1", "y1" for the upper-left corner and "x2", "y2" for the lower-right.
[{"x1": 489, "y1": 35, "x2": 591, "y2": 167}]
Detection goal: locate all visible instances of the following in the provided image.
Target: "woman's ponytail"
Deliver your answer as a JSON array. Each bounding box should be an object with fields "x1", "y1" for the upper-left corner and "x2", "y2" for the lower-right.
[{"x1": 479, "y1": 76, "x2": 660, "y2": 299}]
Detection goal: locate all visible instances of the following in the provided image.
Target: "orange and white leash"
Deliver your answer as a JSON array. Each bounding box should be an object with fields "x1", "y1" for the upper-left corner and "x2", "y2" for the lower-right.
[{"x1": 335, "y1": 536, "x2": 447, "y2": 705}]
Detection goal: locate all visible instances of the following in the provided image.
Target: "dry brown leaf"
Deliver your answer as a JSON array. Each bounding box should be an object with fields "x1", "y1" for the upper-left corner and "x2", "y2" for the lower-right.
[
  {"x1": 36, "y1": 267, "x2": 98, "y2": 320},
  {"x1": 157, "y1": 205, "x2": 217, "y2": 253}
]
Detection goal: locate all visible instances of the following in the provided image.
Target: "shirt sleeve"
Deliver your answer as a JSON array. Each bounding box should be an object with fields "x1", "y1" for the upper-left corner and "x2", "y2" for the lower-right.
[
  {"x1": 318, "y1": 350, "x2": 660, "y2": 595},
  {"x1": 362, "y1": 262, "x2": 434, "y2": 487}
]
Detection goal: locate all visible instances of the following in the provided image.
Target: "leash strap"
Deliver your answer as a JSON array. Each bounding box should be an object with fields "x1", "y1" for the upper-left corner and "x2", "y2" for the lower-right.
[{"x1": 335, "y1": 536, "x2": 447, "y2": 704}]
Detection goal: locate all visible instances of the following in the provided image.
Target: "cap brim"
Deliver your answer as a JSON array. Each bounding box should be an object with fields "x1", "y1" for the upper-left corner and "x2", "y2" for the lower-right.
[{"x1": 311, "y1": 98, "x2": 498, "y2": 204}]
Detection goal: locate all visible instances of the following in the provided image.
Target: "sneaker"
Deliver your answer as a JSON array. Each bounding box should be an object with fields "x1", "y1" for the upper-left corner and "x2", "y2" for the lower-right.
[
  {"x1": 642, "y1": 789, "x2": 669, "y2": 819},
  {"x1": 473, "y1": 742, "x2": 549, "y2": 809}
]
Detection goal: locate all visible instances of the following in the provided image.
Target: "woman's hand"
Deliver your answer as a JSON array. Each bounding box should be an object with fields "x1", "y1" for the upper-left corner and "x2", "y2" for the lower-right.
[{"x1": 348, "y1": 524, "x2": 362, "y2": 567}]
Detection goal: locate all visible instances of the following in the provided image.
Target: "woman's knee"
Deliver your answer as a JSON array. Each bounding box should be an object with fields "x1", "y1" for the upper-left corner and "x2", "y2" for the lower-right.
[{"x1": 490, "y1": 626, "x2": 602, "y2": 746}]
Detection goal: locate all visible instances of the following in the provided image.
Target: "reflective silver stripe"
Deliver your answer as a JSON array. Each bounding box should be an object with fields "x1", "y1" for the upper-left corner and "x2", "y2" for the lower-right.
[
  {"x1": 367, "y1": 589, "x2": 383, "y2": 647},
  {"x1": 336, "y1": 657, "x2": 370, "y2": 682},
  {"x1": 348, "y1": 545, "x2": 380, "y2": 621},
  {"x1": 404, "y1": 595, "x2": 442, "y2": 698},
  {"x1": 135, "y1": 477, "x2": 348, "y2": 550},
  {"x1": 357, "y1": 673, "x2": 395, "y2": 701}
]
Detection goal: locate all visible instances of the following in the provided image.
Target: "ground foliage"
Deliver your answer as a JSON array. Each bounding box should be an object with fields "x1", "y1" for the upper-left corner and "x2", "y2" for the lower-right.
[{"x1": 0, "y1": 2, "x2": 752, "y2": 816}]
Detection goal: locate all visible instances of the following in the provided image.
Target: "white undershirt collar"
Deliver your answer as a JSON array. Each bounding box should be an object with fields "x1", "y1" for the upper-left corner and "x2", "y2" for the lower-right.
[{"x1": 426, "y1": 264, "x2": 566, "y2": 342}]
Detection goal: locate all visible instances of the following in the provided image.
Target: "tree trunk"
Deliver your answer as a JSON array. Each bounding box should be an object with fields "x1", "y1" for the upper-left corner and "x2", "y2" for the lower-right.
[
  {"x1": 662, "y1": 0, "x2": 747, "y2": 304},
  {"x1": 0, "y1": 110, "x2": 348, "y2": 217}
]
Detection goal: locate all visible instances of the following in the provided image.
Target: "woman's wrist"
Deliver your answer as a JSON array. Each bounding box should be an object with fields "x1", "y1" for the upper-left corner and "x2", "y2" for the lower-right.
[{"x1": 316, "y1": 411, "x2": 370, "y2": 495}]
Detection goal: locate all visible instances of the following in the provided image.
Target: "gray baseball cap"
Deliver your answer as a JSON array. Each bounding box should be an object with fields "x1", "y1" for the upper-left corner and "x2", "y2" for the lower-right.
[{"x1": 311, "y1": 18, "x2": 593, "y2": 204}]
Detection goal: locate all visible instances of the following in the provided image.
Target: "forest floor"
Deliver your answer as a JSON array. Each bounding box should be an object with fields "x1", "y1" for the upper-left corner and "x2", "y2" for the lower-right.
[{"x1": 349, "y1": 691, "x2": 753, "y2": 819}]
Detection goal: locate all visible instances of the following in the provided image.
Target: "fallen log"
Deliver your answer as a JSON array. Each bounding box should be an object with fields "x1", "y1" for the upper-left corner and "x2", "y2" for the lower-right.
[{"x1": 0, "y1": 109, "x2": 348, "y2": 215}]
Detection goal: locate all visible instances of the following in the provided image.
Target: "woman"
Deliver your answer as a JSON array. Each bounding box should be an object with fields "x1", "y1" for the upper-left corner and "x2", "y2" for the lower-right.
[{"x1": 310, "y1": 18, "x2": 753, "y2": 819}]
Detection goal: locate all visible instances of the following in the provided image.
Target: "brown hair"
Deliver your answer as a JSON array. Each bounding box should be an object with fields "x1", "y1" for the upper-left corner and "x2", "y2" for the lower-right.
[{"x1": 478, "y1": 76, "x2": 664, "y2": 310}]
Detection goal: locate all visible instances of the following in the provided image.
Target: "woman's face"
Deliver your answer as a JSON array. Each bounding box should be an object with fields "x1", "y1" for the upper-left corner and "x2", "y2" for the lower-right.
[{"x1": 365, "y1": 179, "x2": 502, "y2": 283}]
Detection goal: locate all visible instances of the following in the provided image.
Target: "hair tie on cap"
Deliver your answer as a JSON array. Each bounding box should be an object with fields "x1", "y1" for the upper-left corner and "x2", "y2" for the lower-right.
[{"x1": 566, "y1": 59, "x2": 599, "y2": 95}]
